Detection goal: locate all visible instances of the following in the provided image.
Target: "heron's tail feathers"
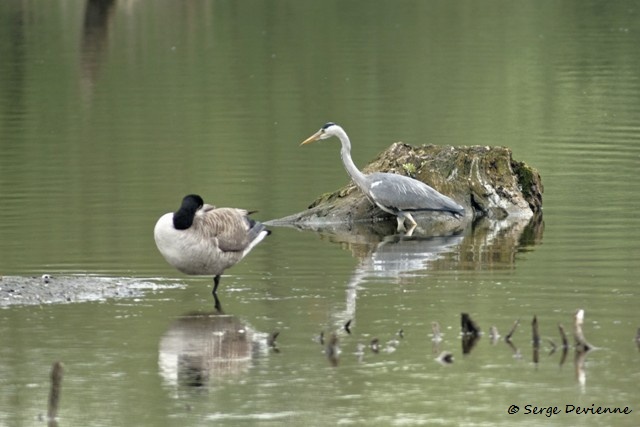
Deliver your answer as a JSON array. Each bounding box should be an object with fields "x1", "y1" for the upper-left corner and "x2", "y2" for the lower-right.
[{"x1": 242, "y1": 220, "x2": 271, "y2": 257}]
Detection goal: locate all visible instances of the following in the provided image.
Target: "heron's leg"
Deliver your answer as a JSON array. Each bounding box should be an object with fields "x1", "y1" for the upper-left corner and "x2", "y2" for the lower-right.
[
  {"x1": 401, "y1": 213, "x2": 417, "y2": 236},
  {"x1": 212, "y1": 275, "x2": 221, "y2": 295},
  {"x1": 404, "y1": 212, "x2": 417, "y2": 227},
  {"x1": 396, "y1": 215, "x2": 407, "y2": 232}
]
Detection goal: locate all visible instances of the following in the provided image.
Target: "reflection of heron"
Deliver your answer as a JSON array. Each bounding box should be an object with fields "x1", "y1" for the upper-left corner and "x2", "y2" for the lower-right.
[
  {"x1": 158, "y1": 312, "x2": 266, "y2": 388},
  {"x1": 333, "y1": 233, "x2": 464, "y2": 328},
  {"x1": 359, "y1": 234, "x2": 464, "y2": 279},
  {"x1": 154, "y1": 194, "x2": 270, "y2": 296},
  {"x1": 300, "y1": 123, "x2": 464, "y2": 233}
]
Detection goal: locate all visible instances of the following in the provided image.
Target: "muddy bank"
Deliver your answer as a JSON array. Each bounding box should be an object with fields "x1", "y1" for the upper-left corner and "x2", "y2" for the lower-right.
[{"x1": 0, "y1": 275, "x2": 182, "y2": 307}]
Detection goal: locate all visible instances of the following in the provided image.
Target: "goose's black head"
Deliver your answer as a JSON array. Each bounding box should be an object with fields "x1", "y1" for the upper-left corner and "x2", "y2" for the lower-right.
[{"x1": 173, "y1": 194, "x2": 204, "y2": 230}]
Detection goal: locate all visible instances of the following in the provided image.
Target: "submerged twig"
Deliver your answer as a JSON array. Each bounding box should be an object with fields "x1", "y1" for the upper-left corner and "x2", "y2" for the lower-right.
[
  {"x1": 489, "y1": 326, "x2": 500, "y2": 344},
  {"x1": 532, "y1": 315, "x2": 540, "y2": 364},
  {"x1": 267, "y1": 331, "x2": 280, "y2": 353},
  {"x1": 557, "y1": 324, "x2": 569, "y2": 366},
  {"x1": 436, "y1": 351, "x2": 454, "y2": 365},
  {"x1": 505, "y1": 319, "x2": 520, "y2": 343},
  {"x1": 47, "y1": 361, "x2": 64, "y2": 422},
  {"x1": 370, "y1": 338, "x2": 380, "y2": 353},
  {"x1": 532, "y1": 315, "x2": 540, "y2": 348},
  {"x1": 461, "y1": 314, "x2": 481, "y2": 354},
  {"x1": 344, "y1": 319, "x2": 352, "y2": 335},
  {"x1": 573, "y1": 309, "x2": 592, "y2": 352},
  {"x1": 325, "y1": 333, "x2": 339, "y2": 367},
  {"x1": 431, "y1": 321, "x2": 442, "y2": 343},
  {"x1": 461, "y1": 313, "x2": 480, "y2": 336},
  {"x1": 558, "y1": 323, "x2": 569, "y2": 349}
]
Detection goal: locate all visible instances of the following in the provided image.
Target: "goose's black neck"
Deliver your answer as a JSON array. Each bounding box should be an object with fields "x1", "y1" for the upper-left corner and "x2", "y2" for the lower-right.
[{"x1": 173, "y1": 194, "x2": 203, "y2": 230}]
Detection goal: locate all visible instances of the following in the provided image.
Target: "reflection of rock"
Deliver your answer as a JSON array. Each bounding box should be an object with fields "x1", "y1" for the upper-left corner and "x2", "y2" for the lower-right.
[
  {"x1": 269, "y1": 143, "x2": 542, "y2": 233},
  {"x1": 455, "y1": 213, "x2": 544, "y2": 271},
  {"x1": 158, "y1": 312, "x2": 266, "y2": 388}
]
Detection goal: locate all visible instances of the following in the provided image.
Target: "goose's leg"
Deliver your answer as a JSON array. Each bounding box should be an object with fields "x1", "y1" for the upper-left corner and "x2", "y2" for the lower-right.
[
  {"x1": 212, "y1": 275, "x2": 221, "y2": 295},
  {"x1": 213, "y1": 292, "x2": 223, "y2": 313}
]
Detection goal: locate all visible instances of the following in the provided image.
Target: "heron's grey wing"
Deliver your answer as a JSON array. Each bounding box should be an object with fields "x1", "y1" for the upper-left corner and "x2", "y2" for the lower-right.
[
  {"x1": 196, "y1": 207, "x2": 253, "y2": 252},
  {"x1": 367, "y1": 172, "x2": 459, "y2": 212}
]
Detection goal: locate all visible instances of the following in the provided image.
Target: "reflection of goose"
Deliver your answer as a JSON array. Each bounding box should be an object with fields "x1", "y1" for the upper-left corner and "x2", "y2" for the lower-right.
[
  {"x1": 158, "y1": 312, "x2": 266, "y2": 388},
  {"x1": 154, "y1": 194, "x2": 270, "y2": 296},
  {"x1": 301, "y1": 123, "x2": 464, "y2": 233}
]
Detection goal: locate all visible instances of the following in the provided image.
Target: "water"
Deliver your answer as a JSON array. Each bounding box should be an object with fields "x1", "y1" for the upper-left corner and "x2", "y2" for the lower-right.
[{"x1": 1, "y1": 0, "x2": 639, "y2": 425}]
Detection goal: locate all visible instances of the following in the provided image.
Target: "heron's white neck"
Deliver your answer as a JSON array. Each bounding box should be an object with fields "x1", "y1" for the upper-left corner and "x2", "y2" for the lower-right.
[{"x1": 335, "y1": 127, "x2": 368, "y2": 191}]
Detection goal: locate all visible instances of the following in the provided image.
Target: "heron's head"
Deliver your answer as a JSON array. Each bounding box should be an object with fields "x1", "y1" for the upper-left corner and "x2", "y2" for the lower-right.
[{"x1": 300, "y1": 122, "x2": 342, "y2": 145}]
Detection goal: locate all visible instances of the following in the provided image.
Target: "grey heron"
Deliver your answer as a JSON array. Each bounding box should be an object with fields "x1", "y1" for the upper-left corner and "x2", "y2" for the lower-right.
[
  {"x1": 300, "y1": 122, "x2": 465, "y2": 232},
  {"x1": 154, "y1": 194, "x2": 270, "y2": 297}
]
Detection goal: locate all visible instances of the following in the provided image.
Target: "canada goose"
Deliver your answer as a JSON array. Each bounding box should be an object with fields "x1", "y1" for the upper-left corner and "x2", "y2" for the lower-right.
[{"x1": 154, "y1": 194, "x2": 270, "y2": 296}]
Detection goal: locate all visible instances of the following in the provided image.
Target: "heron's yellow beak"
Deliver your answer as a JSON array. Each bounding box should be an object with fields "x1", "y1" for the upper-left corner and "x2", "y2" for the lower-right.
[{"x1": 300, "y1": 131, "x2": 322, "y2": 146}]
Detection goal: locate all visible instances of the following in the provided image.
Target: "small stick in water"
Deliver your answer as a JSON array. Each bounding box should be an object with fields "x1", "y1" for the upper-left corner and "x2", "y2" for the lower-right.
[
  {"x1": 489, "y1": 326, "x2": 500, "y2": 344},
  {"x1": 326, "y1": 333, "x2": 339, "y2": 366},
  {"x1": 532, "y1": 315, "x2": 540, "y2": 348},
  {"x1": 558, "y1": 323, "x2": 569, "y2": 349},
  {"x1": 344, "y1": 319, "x2": 352, "y2": 335},
  {"x1": 557, "y1": 323, "x2": 569, "y2": 366},
  {"x1": 267, "y1": 331, "x2": 280, "y2": 353},
  {"x1": 505, "y1": 319, "x2": 520, "y2": 343},
  {"x1": 573, "y1": 309, "x2": 592, "y2": 352},
  {"x1": 431, "y1": 321, "x2": 442, "y2": 343},
  {"x1": 47, "y1": 361, "x2": 64, "y2": 422},
  {"x1": 370, "y1": 338, "x2": 380, "y2": 353},
  {"x1": 436, "y1": 351, "x2": 454, "y2": 365},
  {"x1": 460, "y1": 313, "x2": 480, "y2": 336},
  {"x1": 532, "y1": 315, "x2": 540, "y2": 364}
]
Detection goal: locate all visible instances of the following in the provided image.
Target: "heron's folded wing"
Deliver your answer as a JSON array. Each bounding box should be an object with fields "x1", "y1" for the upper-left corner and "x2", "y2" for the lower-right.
[{"x1": 368, "y1": 173, "x2": 455, "y2": 212}]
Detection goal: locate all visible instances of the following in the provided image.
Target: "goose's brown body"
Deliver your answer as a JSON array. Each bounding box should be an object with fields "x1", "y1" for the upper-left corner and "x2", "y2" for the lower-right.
[{"x1": 154, "y1": 195, "x2": 269, "y2": 294}]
